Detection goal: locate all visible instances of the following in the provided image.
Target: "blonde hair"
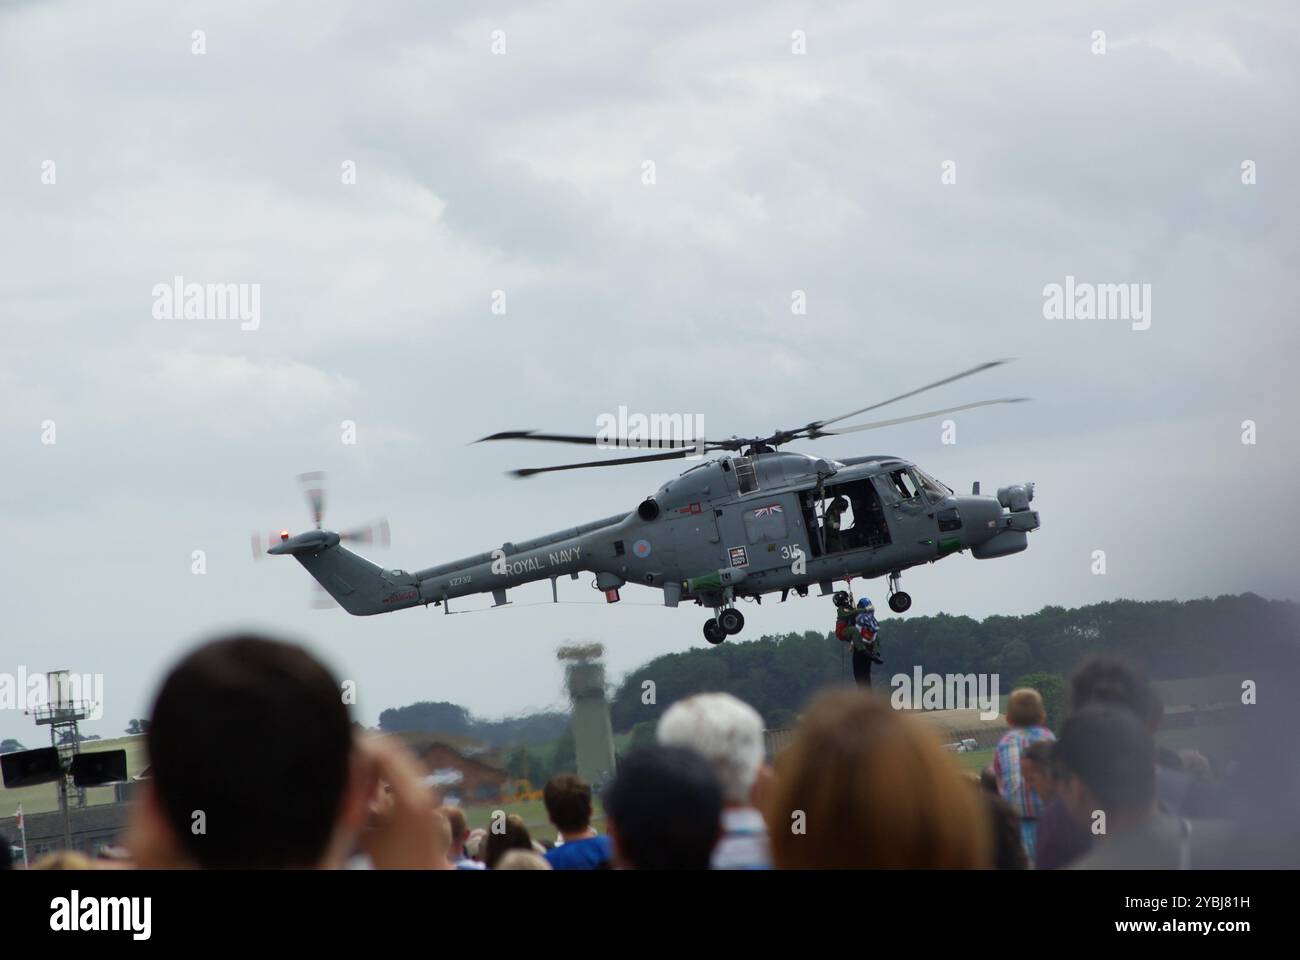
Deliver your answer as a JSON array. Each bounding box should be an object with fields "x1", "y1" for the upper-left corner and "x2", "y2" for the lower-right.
[
  {"x1": 496, "y1": 850, "x2": 553, "y2": 870},
  {"x1": 765, "y1": 689, "x2": 989, "y2": 869},
  {"x1": 1006, "y1": 688, "x2": 1046, "y2": 727},
  {"x1": 431, "y1": 809, "x2": 452, "y2": 857},
  {"x1": 32, "y1": 851, "x2": 97, "y2": 870}
]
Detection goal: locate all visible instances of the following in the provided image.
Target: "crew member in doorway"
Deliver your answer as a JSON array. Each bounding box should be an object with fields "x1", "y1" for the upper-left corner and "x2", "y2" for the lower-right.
[{"x1": 824, "y1": 497, "x2": 849, "y2": 552}]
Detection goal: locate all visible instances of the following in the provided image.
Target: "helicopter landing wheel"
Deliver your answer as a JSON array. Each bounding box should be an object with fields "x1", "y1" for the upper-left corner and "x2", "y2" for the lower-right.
[
  {"x1": 888, "y1": 591, "x2": 912, "y2": 614},
  {"x1": 703, "y1": 618, "x2": 726, "y2": 644},
  {"x1": 718, "y1": 608, "x2": 745, "y2": 635}
]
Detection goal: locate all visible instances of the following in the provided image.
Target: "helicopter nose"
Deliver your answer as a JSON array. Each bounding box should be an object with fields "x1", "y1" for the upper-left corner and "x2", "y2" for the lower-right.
[
  {"x1": 957, "y1": 496, "x2": 1003, "y2": 541},
  {"x1": 960, "y1": 486, "x2": 1040, "y2": 559}
]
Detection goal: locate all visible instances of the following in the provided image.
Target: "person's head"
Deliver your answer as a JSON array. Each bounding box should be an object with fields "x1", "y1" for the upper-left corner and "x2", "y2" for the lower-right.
[
  {"x1": 765, "y1": 689, "x2": 989, "y2": 869},
  {"x1": 430, "y1": 809, "x2": 453, "y2": 869},
  {"x1": 833, "y1": 591, "x2": 851, "y2": 608},
  {"x1": 857, "y1": 598, "x2": 874, "y2": 613},
  {"x1": 32, "y1": 851, "x2": 97, "y2": 870},
  {"x1": 1006, "y1": 688, "x2": 1047, "y2": 728},
  {"x1": 1021, "y1": 739, "x2": 1058, "y2": 803},
  {"x1": 440, "y1": 805, "x2": 470, "y2": 856},
  {"x1": 604, "y1": 745, "x2": 722, "y2": 870},
  {"x1": 466, "y1": 828, "x2": 487, "y2": 862},
  {"x1": 482, "y1": 814, "x2": 533, "y2": 869},
  {"x1": 656, "y1": 693, "x2": 768, "y2": 807},
  {"x1": 1069, "y1": 655, "x2": 1161, "y2": 732},
  {"x1": 831, "y1": 497, "x2": 848, "y2": 513},
  {"x1": 495, "y1": 850, "x2": 553, "y2": 870},
  {"x1": 128, "y1": 633, "x2": 364, "y2": 869},
  {"x1": 543, "y1": 774, "x2": 593, "y2": 836},
  {"x1": 1055, "y1": 705, "x2": 1156, "y2": 828}
]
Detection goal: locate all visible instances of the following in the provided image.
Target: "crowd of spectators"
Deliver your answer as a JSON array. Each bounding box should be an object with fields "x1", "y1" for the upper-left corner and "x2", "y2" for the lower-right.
[{"x1": 2, "y1": 632, "x2": 1272, "y2": 871}]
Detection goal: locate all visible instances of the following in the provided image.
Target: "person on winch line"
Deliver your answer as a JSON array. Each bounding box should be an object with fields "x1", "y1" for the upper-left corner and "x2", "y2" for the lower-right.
[
  {"x1": 855, "y1": 597, "x2": 884, "y2": 665},
  {"x1": 833, "y1": 591, "x2": 881, "y2": 687}
]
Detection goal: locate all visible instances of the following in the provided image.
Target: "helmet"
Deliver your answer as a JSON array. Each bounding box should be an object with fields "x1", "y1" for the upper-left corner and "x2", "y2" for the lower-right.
[
  {"x1": 833, "y1": 591, "x2": 851, "y2": 606},
  {"x1": 857, "y1": 598, "x2": 874, "y2": 611},
  {"x1": 832, "y1": 497, "x2": 849, "y2": 510}
]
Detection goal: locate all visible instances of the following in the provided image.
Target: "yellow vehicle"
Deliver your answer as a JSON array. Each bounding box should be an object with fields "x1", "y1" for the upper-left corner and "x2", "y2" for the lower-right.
[{"x1": 510, "y1": 778, "x2": 544, "y2": 803}]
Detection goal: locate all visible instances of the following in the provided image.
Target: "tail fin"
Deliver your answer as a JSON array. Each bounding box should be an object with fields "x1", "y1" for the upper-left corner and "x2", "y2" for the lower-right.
[{"x1": 269, "y1": 531, "x2": 421, "y2": 616}]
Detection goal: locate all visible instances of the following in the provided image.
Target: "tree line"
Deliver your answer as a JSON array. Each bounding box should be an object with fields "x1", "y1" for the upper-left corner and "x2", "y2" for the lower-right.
[
  {"x1": 609, "y1": 593, "x2": 1298, "y2": 730},
  {"x1": 372, "y1": 594, "x2": 1297, "y2": 780}
]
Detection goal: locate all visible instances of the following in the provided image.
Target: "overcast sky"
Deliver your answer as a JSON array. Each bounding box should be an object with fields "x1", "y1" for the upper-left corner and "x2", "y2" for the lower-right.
[{"x1": 1, "y1": 1, "x2": 1297, "y2": 744}]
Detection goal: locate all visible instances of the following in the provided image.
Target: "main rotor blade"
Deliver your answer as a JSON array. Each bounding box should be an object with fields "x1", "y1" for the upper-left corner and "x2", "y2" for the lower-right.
[
  {"x1": 478, "y1": 430, "x2": 708, "y2": 450},
  {"x1": 512, "y1": 447, "x2": 709, "y2": 478},
  {"x1": 812, "y1": 359, "x2": 1013, "y2": 433},
  {"x1": 478, "y1": 430, "x2": 600, "y2": 446},
  {"x1": 817, "y1": 397, "x2": 1029, "y2": 436}
]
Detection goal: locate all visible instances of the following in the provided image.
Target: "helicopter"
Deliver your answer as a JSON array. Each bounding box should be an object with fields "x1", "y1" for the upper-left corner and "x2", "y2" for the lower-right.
[{"x1": 266, "y1": 360, "x2": 1040, "y2": 644}]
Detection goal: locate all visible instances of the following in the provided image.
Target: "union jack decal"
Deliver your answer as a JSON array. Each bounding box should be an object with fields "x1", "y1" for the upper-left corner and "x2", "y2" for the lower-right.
[{"x1": 753, "y1": 503, "x2": 783, "y2": 518}]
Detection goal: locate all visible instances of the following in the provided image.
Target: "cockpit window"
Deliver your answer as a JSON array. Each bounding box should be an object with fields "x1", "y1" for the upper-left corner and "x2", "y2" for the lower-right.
[
  {"x1": 734, "y1": 456, "x2": 759, "y2": 495},
  {"x1": 913, "y1": 469, "x2": 950, "y2": 503},
  {"x1": 888, "y1": 468, "x2": 919, "y2": 501}
]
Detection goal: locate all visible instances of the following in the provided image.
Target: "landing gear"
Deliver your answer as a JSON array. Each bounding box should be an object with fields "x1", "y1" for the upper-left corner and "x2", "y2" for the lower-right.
[
  {"x1": 703, "y1": 606, "x2": 744, "y2": 644},
  {"x1": 718, "y1": 608, "x2": 745, "y2": 635},
  {"x1": 887, "y1": 572, "x2": 912, "y2": 614}
]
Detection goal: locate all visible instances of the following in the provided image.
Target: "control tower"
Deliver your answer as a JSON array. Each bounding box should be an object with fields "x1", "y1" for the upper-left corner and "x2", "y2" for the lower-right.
[{"x1": 557, "y1": 643, "x2": 616, "y2": 788}]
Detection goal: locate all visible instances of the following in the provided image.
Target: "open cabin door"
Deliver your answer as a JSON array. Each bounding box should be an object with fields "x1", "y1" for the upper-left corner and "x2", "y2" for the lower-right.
[{"x1": 802, "y1": 475, "x2": 892, "y2": 557}]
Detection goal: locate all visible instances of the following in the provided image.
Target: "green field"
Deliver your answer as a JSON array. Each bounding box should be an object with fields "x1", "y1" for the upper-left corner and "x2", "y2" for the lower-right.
[
  {"x1": 945, "y1": 725, "x2": 1228, "y2": 779},
  {"x1": 954, "y1": 747, "x2": 995, "y2": 773}
]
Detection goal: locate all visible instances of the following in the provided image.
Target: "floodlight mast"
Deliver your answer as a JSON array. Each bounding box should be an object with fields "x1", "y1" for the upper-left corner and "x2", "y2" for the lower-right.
[{"x1": 30, "y1": 669, "x2": 93, "y2": 852}]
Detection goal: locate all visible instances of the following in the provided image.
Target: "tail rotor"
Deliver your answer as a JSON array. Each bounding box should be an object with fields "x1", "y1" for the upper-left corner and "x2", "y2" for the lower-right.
[{"x1": 253, "y1": 472, "x2": 391, "y2": 609}]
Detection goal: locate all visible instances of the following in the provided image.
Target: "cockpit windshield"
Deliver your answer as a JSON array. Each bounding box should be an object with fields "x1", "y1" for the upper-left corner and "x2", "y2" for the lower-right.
[{"x1": 913, "y1": 468, "x2": 951, "y2": 503}]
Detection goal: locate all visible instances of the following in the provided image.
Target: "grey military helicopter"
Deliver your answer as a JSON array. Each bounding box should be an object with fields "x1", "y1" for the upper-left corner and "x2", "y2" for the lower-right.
[{"x1": 267, "y1": 360, "x2": 1040, "y2": 644}]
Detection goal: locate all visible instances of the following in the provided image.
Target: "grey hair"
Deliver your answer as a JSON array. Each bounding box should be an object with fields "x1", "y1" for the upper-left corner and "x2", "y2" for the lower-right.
[{"x1": 656, "y1": 693, "x2": 765, "y2": 805}]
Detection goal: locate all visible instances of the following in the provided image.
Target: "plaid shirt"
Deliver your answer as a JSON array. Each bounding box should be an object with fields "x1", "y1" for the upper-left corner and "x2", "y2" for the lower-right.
[
  {"x1": 995, "y1": 725, "x2": 1055, "y2": 865},
  {"x1": 994, "y1": 725, "x2": 1055, "y2": 820}
]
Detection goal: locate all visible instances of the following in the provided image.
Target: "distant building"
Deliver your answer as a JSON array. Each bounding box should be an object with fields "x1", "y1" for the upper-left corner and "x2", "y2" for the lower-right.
[
  {"x1": 393, "y1": 732, "x2": 509, "y2": 803},
  {"x1": 0, "y1": 799, "x2": 134, "y2": 861}
]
